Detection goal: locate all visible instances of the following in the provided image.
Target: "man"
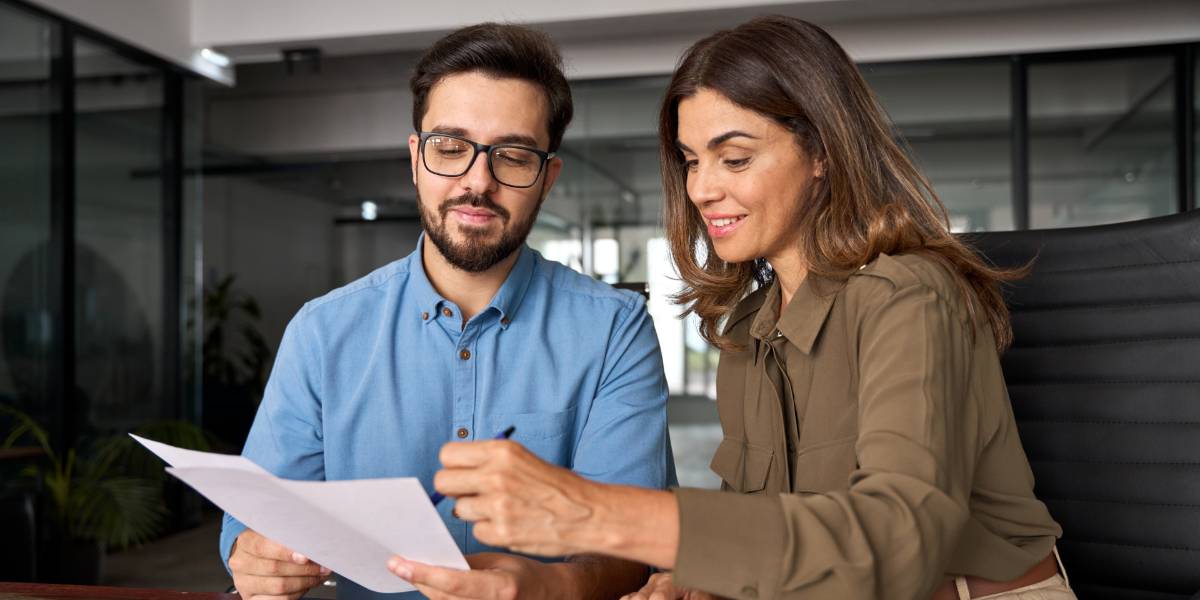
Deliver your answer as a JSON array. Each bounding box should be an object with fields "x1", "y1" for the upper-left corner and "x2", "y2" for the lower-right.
[{"x1": 219, "y1": 23, "x2": 673, "y2": 600}]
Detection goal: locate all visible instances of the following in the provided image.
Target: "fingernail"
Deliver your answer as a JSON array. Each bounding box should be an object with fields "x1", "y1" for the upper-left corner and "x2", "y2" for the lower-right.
[
  {"x1": 389, "y1": 557, "x2": 412, "y2": 579},
  {"x1": 320, "y1": 566, "x2": 332, "y2": 576},
  {"x1": 292, "y1": 552, "x2": 308, "y2": 564}
]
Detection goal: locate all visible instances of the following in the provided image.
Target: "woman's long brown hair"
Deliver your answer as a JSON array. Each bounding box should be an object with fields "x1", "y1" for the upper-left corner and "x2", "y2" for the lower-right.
[{"x1": 661, "y1": 15, "x2": 1021, "y2": 352}]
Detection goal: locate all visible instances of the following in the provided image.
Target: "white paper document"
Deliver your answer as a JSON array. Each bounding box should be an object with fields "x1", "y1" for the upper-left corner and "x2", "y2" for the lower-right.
[{"x1": 132, "y1": 434, "x2": 469, "y2": 593}]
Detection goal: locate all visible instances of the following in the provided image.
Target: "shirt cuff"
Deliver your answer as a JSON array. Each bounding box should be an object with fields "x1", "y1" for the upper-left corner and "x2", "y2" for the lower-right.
[
  {"x1": 219, "y1": 513, "x2": 248, "y2": 576},
  {"x1": 673, "y1": 487, "x2": 786, "y2": 599}
]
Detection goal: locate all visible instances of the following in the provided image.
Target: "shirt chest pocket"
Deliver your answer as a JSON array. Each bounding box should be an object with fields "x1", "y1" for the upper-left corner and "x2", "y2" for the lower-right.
[
  {"x1": 791, "y1": 435, "x2": 858, "y2": 493},
  {"x1": 708, "y1": 438, "x2": 775, "y2": 494},
  {"x1": 489, "y1": 404, "x2": 579, "y2": 466}
]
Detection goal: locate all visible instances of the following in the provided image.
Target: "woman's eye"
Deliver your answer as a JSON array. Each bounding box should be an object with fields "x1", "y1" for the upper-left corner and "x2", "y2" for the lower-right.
[
  {"x1": 684, "y1": 159, "x2": 699, "y2": 171},
  {"x1": 723, "y1": 157, "x2": 750, "y2": 169}
]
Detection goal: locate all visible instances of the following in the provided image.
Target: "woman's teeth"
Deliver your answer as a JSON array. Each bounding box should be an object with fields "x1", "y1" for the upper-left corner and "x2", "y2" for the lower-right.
[{"x1": 711, "y1": 216, "x2": 744, "y2": 227}]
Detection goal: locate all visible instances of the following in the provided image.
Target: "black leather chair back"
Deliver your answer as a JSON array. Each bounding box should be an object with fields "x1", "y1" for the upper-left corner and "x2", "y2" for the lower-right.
[{"x1": 968, "y1": 209, "x2": 1200, "y2": 600}]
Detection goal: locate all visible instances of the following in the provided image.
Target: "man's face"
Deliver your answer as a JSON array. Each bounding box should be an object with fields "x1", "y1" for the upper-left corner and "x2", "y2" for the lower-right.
[{"x1": 409, "y1": 71, "x2": 562, "y2": 272}]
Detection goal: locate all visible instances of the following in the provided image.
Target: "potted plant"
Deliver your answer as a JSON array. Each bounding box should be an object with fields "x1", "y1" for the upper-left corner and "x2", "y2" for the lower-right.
[
  {"x1": 1, "y1": 404, "x2": 211, "y2": 584},
  {"x1": 199, "y1": 275, "x2": 271, "y2": 446}
]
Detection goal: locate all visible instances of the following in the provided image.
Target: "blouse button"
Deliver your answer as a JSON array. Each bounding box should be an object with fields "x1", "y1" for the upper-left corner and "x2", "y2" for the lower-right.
[
  {"x1": 459, "y1": 349, "x2": 471, "y2": 360},
  {"x1": 456, "y1": 427, "x2": 469, "y2": 439},
  {"x1": 442, "y1": 307, "x2": 454, "y2": 318}
]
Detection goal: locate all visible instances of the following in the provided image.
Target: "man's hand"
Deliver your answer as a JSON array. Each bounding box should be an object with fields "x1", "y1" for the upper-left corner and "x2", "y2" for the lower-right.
[
  {"x1": 228, "y1": 529, "x2": 331, "y2": 600},
  {"x1": 387, "y1": 552, "x2": 567, "y2": 600},
  {"x1": 621, "y1": 572, "x2": 720, "y2": 600}
]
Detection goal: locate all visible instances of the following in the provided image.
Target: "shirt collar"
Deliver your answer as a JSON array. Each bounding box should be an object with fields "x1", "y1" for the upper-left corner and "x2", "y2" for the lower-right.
[
  {"x1": 410, "y1": 233, "x2": 535, "y2": 329},
  {"x1": 749, "y1": 275, "x2": 842, "y2": 354},
  {"x1": 409, "y1": 234, "x2": 443, "y2": 324},
  {"x1": 485, "y1": 243, "x2": 536, "y2": 329}
]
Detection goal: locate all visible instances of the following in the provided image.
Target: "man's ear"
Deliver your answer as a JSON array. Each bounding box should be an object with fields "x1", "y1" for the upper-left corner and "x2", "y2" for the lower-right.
[
  {"x1": 408, "y1": 134, "x2": 421, "y2": 185},
  {"x1": 540, "y1": 156, "x2": 564, "y2": 199}
]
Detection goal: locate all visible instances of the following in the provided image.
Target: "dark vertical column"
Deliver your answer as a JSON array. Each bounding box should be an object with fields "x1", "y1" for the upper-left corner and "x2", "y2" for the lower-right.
[
  {"x1": 48, "y1": 23, "x2": 75, "y2": 452},
  {"x1": 1010, "y1": 55, "x2": 1030, "y2": 230},
  {"x1": 1177, "y1": 45, "x2": 1196, "y2": 212},
  {"x1": 162, "y1": 71, "x2": 184, "y2": 421}
]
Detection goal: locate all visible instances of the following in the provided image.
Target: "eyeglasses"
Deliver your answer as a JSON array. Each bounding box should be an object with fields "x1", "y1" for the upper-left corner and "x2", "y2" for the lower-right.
[{"x1": 418, "y1": 131, "x2": 555, "y2": 189}]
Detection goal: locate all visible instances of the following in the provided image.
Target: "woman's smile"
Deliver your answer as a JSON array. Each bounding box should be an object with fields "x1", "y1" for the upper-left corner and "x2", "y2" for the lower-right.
[{"x1": 704, "y1": 213, "x2": 748, "y2": 238}]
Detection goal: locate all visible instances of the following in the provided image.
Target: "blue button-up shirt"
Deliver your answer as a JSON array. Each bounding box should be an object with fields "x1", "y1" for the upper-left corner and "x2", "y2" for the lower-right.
[{"x1": 220, "y1": 238, "x2": 673, "y2": 598}]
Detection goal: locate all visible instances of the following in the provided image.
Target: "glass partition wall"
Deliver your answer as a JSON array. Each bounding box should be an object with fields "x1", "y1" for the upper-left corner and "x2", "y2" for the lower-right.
[
  {"x1": 0, "y1": 0, "x2": 57, "y2": 437},
  {"x1": 0, "y1": 1, "x2": 203, "y2": 579}
]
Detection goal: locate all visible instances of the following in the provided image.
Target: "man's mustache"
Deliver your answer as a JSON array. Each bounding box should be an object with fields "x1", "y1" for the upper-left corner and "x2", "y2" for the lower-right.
[{"x1": 438, "y1": 193, "x2": 511, "y2": 222}]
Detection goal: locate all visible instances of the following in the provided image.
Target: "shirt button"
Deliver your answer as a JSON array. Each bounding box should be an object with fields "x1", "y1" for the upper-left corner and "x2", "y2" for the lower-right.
[
  {"x1": 500, "y1": 317, "x2": 511, "y2": 326},
  {"x1": 459, "y1": 349, "x2": 471, "y2": 360},
  {"x1": 421, "y1": 311, "x2": 429, "y2": 320},
  {"x1": 456, "y1": 427, "x2": 469, "y2": 439},
  {"x1": 442, "y1": 307, "x2": 454, "y2": 318}
]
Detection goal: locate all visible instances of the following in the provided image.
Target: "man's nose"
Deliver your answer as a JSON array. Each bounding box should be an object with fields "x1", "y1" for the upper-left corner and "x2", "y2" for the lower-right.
[{"x1": 460, "y1": 150, "x2": 499, "y2": 195}]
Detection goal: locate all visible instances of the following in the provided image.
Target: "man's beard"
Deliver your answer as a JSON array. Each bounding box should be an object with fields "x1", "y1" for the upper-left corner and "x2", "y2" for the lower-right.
[{"x1": 419, "y1": 190, "x2": 540, "y2": 273}]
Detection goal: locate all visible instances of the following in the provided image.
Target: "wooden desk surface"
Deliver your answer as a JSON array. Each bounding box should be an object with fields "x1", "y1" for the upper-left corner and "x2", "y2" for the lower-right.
[
  {"x1": 0, "y1": 583, "x2": 238, "y2": 600},
  {"x1": 0, "y1": 448, "x2": 45, "y2": 462}
]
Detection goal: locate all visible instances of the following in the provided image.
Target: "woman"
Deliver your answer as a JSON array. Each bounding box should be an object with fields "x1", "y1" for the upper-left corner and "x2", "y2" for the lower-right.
[{"x1": 391, "y1": 16, "x2": 1072, "y2": 600}]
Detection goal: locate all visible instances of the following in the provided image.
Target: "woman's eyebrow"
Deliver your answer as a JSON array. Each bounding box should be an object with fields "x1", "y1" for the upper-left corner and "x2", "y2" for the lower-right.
[{"x1": 676, "y1": 130, "x2": 759, "y2": 154}]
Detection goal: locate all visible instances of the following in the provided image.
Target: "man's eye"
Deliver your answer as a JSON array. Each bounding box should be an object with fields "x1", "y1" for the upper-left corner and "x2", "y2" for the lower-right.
[{"x1": 497, "y1": 153, "x2": 531, "y2": 167}]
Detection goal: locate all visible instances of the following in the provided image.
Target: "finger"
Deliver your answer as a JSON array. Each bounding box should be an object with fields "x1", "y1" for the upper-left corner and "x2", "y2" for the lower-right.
[
  {"x1": 451, "y1": 496, "x2": 486, "y2": 522},
  {"x1": 409, "y1": 583, "x2": 472, "y2": 600},
  {"x1": 439, "y1": 439, "x2": 525, "y2": 468},
  {"x1": 388, "y1": 556, "x2": 500, "y2": 598},
  {"x1": 237, "y1": 574, "x2": 328, "y2": 597},
  {"x1": 434, "y1": 467, "x2": 488, "y2": 498},
  {"x1": 242, "y1": 532, "x2": 308, "y2": 565},
  {"x1": 234, "y1": 554, "x2": 329, "y2": 577}
]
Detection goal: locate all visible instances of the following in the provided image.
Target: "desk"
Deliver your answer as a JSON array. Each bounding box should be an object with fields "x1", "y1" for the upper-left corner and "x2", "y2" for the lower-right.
[
  {"x1": 0, "y1": 583, "x2": 238, "y2": 600},
  {"x1": 0, "y1": 448, "x2": 44, "y2": 462}
]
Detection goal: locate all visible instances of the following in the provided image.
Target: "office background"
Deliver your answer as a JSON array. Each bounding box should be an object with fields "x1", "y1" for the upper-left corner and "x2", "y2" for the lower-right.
[{"x1": 0, "y1": 0, "x2": 1197, "y2": 590}]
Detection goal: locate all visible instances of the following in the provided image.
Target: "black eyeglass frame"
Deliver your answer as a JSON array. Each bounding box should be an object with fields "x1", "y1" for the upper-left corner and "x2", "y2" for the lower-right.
[{"x1": 418, "y1": 131, "x2": 556, "y2": 189}]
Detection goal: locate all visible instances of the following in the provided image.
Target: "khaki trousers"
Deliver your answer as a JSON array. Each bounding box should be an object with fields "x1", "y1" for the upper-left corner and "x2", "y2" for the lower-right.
[{"x1": 953, "y1": 548, "x2": 1076, "y2": 600}]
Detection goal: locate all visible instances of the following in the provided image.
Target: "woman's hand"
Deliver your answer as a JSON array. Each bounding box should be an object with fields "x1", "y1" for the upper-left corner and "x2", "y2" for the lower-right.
[
  {"x1": 621, "y1": 572, "x2": 720, "y2": 600},
  {"x1": 435, "y1": 439, "x2": 602, "y2": 556}
]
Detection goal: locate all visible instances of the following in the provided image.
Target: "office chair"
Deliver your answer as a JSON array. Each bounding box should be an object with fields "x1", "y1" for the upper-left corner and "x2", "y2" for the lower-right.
[{"x1": 967, "y1": 209, "x2": 1200, "y2": 599}]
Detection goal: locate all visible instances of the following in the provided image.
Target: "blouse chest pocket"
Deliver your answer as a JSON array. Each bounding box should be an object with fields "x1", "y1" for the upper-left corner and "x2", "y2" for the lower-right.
[
  {"x1": 709, "y1": 438, "x2": 774, "y2": 494},
  {"x1": 791, "y1": 436, "x2": 858, "y2": 493}
]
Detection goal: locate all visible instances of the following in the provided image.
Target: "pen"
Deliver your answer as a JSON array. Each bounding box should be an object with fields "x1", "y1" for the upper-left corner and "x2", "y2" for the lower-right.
[{"x1": 429, "y1": 425, "x2": 516, "y2": 506}]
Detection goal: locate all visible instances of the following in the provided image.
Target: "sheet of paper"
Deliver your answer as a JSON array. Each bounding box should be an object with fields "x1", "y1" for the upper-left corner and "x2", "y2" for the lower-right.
[
  {"x1": 133, "y1": 435, "x2": 468, "y2": 593},
  {"x1": 130, "y1": 434, "x2": 268, "y2": 474}
]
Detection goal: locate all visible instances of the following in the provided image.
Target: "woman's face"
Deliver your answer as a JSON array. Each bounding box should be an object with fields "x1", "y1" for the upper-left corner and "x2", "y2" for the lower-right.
[{"x1": 676, "y1": 88, "x2": 823, "y2": 266}]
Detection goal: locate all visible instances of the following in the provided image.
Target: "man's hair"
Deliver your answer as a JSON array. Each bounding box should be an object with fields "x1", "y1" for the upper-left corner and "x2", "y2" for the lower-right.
[{"x1": 410, "y1": 23, "x2": 573, "y2": 152}]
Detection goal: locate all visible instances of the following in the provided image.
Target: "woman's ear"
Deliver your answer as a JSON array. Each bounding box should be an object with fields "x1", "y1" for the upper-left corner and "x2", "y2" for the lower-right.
[{"x1": 813, "y1": 159, "x2": 826, "y2": 179}]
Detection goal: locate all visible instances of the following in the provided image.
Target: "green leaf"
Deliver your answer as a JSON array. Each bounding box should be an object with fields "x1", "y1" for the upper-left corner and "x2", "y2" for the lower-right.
[{"x1": 70, "y1": 476, "x2": 166, "y2": 548}]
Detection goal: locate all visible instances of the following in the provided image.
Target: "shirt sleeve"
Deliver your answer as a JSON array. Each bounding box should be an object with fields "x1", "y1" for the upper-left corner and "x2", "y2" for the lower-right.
[
  {"x1": 218, "y1": 306, "x2": 328, "y2": 572},
  {"x1": 674, "y1": 282, "x2": 977, "y2": 599},
  {"x1": 571, "y1": 295, "x2": 676, "y2": 489}
]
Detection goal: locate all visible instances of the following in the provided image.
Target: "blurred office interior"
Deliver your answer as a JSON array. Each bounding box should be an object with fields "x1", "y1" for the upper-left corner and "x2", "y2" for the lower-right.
[{"x1": 0, "y1": 0, "x2": 1197, "y2": 589}]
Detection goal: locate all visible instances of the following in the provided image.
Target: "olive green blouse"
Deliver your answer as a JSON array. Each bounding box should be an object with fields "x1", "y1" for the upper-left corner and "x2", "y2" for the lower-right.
[{"x1": 673, "y1": 253, "x2": 1062, "y2": 600}]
